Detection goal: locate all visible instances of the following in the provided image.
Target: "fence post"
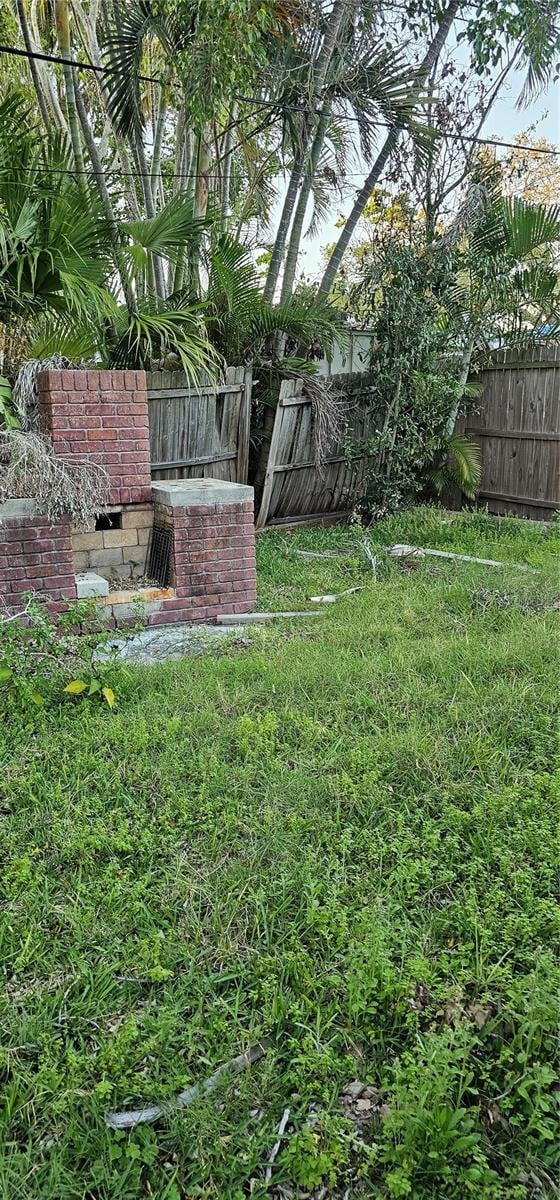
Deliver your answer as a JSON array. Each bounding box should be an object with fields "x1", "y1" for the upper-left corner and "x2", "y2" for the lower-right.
[
  {"x1": 237, "y1": 367, "x2": 252, "y2": 484},
  {"x1": 256, "y1": 378, "x2": 302, "y2": 530}
]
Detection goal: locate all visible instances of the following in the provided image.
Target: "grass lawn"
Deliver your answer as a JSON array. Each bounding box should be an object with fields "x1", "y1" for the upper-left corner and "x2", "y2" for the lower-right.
[{"x1": 1, "y1": 507, "x2": 558, "y2": 1200}]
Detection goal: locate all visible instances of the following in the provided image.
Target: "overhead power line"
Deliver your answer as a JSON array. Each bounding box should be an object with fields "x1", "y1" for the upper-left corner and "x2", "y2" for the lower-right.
[
  {"x1": 0, "y1": 41, "x2": 158, "y2": 83},
  {"x1": 1, "y1": 41, "x2": 558, "y2": 159}
]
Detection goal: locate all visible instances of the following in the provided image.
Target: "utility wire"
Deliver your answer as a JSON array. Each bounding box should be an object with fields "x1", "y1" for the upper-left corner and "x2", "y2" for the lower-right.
[
  {"x1": 0, "y1": 41, "x2": 158, "y2": 83},
  {"x1": 1, "y1": 41, "x2": 558, "y2": 158}
]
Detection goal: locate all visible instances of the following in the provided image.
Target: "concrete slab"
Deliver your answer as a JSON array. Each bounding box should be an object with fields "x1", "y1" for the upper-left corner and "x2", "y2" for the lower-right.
[
  {"x1": 75, "y1": 571, "x2": 110, "y2": 599},
  {"x1": 152, "y1": 478, "x2": 254, "y2": 508},
  {"x1": 94, "y1": 623, "x2": 245, "y2": 665},
  {"x1": 0, "y1": 498, "x2": 41, "y2": 519}
]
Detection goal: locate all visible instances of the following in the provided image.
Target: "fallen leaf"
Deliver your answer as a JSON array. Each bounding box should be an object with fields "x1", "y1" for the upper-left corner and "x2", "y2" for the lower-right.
[
  {"x1": 64, "y1": 679, "x2": 87, "y2": 695},
  {"x1": 485, "y1": 1104, "x2": 509, "y2": 1130},
  {"x1": 467, "y1": 1002, "x2": 494, "y2": 1030}
]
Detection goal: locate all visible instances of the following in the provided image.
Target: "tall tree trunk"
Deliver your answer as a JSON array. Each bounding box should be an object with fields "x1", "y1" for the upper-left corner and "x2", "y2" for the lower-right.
[
  {"x1": 317, "y1": 0, "x2": 461, "y2": 300},
  {"x1": 55, "y1": 0, "x2": 87, "y2": 183},
  {"x1": 446, "y1": 334, "x2": 475, "y2": 435},
  {"x1": 188, "y1": 132, "x2": 211, "y2": 297},
  {"x1": 71, "y1": 0, "x2": 142, "y2": 216},
  {"x1": 151, "y1": 87, "x2": 168, "y2": 208},
  {"x1": 263, "y1": 0, "x2": 351, "y2": 304},
  {"x1": 220, "y1": 103, "x2": 237, "y2": 224},
  {"x1": 172, "y1": 106, "x2": 187, "y2": 197},
  {"x1": 73, "y1": 83, "x2": 135, "y2": 309},
  {"x1": 134, "y1": 137, "x2": 166, "y2": 300},
  {"x1": 263, "y1": 146, "x2": 306, "y2": 303},
  {"x1": 29, "y1": 0, "x2": 68, "y2": 129},
  {"x1": 279, "y1": 109, "x2": 329, "y2": 305},
  {"x1": 15, "y1": 0, "x2": 51, "y2": 128},
  {"x1": 172, "y1": 127, "x2": 193, "y2": 294}
]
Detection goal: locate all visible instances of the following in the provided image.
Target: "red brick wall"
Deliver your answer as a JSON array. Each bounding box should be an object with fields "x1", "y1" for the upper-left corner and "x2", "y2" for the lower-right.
[
  {"x1": 148, "y1": 498, "x2": 257, "y2": 625},
  {"x1": 0, "y1": 505, "x2": 76, "y2": 615},
  {"x1": 37, "y1": 369, "x2": 151, "y2": 506}
]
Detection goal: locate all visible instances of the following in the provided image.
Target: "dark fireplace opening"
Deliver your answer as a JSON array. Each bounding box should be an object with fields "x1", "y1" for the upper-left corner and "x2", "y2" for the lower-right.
[{"x1": 95, "y1": 511, "x2": 122, "y2": 532}]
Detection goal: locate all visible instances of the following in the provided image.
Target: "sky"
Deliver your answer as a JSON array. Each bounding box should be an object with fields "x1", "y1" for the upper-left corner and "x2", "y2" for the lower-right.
[{"x1": 297, "y1": 59, "x2": 560, "y2": 279}]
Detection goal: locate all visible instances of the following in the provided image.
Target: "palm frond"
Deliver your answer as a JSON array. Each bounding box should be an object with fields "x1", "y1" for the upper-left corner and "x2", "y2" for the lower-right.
[
  {"x1": 430, "y1": 433, "x2": 482, "y2": 501},
  {"x1": 502, "y1": 197, "x2": 560, "y2": 260},
  {"x1": 110, "y1": 304, "x2": 219, "y2": 384},
  {"x1": 101, "y1": 0, "x2": 189, "y2": 137}
]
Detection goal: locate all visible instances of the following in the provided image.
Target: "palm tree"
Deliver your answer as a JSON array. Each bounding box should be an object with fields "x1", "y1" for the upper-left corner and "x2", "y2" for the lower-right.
[
  {"x1": 316, "y1": 0, "x2": 460, "y2": 301},
  {"x1": 0, "y1": 97, "x2": 216, "y2": 381},
  {"x1": 442, "y1": 182, "x2": 560, "y2": 432}
]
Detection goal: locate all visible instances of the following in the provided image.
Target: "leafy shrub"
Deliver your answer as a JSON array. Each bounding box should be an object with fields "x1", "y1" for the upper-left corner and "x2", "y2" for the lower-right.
[{"x1": 0, "y1": 595, "x2": 132, "y2": 719}]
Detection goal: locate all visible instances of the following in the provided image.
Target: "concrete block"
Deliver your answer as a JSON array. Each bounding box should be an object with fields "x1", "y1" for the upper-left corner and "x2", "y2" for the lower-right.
[
  {"x1": 121, "y1": 506, "x2": 153, "y2": 529},
  {"x1": 151, "y1": 478, "x2": 254, "y2": 508},
  {"x1": 75, "y1": 571, "x2": 110, "y2": 599},
  {"x1": 73, "y1": 551, "x2": 90, "y2": 571},
  {"x1": 102, "y1": 528, "x2": 139, "y2": 548},
  {"x1": 89, "y1": 547, "x2": 124, "y2": 569},
  {"x1": 72, "y1": 531, "x2": 104, "y2": 552}
]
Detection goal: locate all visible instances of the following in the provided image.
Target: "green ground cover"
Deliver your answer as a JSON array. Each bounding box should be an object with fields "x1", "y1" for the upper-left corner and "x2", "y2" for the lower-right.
[{"x1": 1, "y1": 508, "x2": 558, "y2": 1199}]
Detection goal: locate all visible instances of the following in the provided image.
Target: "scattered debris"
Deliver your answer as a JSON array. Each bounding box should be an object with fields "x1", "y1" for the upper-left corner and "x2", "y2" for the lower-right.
[
  {"x1": 485, "y1": 1103, "x2": 509, "y2": 1131},
  {"x1": 308, "y1": 587, "x2": 364, "y2": 603},
  {"x1": 471, "y1": 587, "x2": 559, "y2": 615},
  {"x1": 340, "y1": 1081, "x2": 388, "y2": 1129},
  {"x1": 216, "y1": 610, "x2": 324, "y2": 625},
  {"x1": 265, "y1": 1106, "x2": 291, "y2": 1185},
  {"x1": 362, "y1": 541, "x2": 377, "y2": 573},
  {"x1": 389, "y1": 544, "x2": 424, "y2": 560},
  {"x1": 94, "y1": 624, "x2": 247, "y2": 665},
  {"x1": 0, "y1": 429, "x2": 110, "y2": 526},
  {"x1": 105, "y1": 1040, "x2": 270, "y2": 1130},
  {"x1": 388, "y1": 544, "x2": 536, "y2": 571},
  {"x1": 294, "y1": 549, "x2": 355, "y2": 561},
  {"x1": 343, "y1": 1081, "x2": 367, "y2": 1100}
]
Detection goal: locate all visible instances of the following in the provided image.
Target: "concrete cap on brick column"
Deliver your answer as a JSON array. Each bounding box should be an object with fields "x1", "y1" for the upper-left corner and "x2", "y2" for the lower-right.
[
  {"x1": 0, "y1": 498, "x2": 42, "y2": 519},
  {"x1": 151, "y1": 478, "x2": 254, "y2": 507}
]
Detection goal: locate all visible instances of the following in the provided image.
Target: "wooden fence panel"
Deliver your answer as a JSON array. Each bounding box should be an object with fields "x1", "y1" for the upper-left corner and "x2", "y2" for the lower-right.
[
  {"x1": 256, "y1": 374, "x2": 376, "y2": 529},
  {"x1": 147, "y1": 366, "x2": 252, "y2": 483},
  {"x1": 466, "y1": 345, "x2": 560, "y2": 519}
]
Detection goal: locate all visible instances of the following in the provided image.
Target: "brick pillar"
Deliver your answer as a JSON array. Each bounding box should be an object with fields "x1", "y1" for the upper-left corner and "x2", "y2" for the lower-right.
[
  {"x1": 37, "y1": 369, "x2": 152, "y2": 505},
  {"x1": 0, "y1": 500, "x2": 76, "y2": 615},
  {"x1": 150, "y1": 479, "x2": 257, "y2": 624}
]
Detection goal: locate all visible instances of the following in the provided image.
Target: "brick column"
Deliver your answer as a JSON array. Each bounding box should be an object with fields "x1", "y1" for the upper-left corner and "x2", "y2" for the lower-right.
[
  {"x1": 0, "y1": 500, "x2": 76, "y2": 615},
  {"x1": 37, "y1": 369, "x2": 151, "y2": 505},
  {"x1": 150, "y1": 479, "x2": 257, "y2": 624}
]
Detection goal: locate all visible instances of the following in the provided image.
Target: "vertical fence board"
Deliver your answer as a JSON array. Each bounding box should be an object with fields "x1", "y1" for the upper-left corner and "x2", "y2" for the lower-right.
[
  {"x1": 467, "y1": 346, "x2": 560, "y2": 519},
  {"x1": 256, "y1": 373, "x2": 380, "y2": 528},
  {"x1": 147, "y1": 368, "x2": 251, "y2": 483}
]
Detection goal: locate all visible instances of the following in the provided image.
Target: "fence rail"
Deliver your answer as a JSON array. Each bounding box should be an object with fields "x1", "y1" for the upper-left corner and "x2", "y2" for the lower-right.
[
  {"x1": 147, "y1": 366, "x2": 252, "y2": 483},
  {"x1": 465, "y1": 345, "x2": 559, "y2": 519},
  {"x1": 256, "y1": 373, "x2": 377, "y2": 529}
]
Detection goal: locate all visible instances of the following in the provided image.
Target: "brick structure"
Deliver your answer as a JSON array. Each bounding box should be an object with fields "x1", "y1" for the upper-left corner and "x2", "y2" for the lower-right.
[
  {"x1": 37, "y1": 369, "x2": 151, "y2": 505},
  {"x1": 149, "y1": 480, "x2": 257, "y2": 624},
  {"x1": 0, "y1": 500, "x2": 76, "y2": 615},
  {"x1": 71, "y1": 503, "x2": 153, "y2": 582},
  {"x1": 1, "y1": 373, "x2": 257, "y2": 628}
]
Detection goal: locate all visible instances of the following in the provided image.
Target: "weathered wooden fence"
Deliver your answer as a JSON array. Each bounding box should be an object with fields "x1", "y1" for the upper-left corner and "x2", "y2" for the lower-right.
[
  {"x1": 465, "y1": 345, "x2": 560, "y2": 519},
  {"x1": 147, "y1": 366, "x2": 252, "y2": 483},
  {"x1": 256, "y1": 374, "x2": 377, "y2": 529}
]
